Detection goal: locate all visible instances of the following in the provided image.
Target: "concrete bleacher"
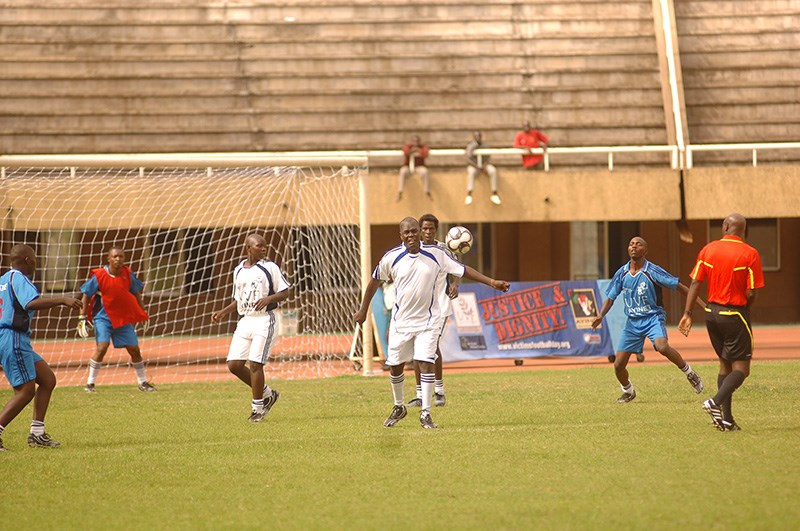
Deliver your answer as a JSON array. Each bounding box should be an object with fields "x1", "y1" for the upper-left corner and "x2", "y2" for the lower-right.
[
  {"x1": 0, "y1": 0, "x2": 666, "y2": 156},
  {"x1": 676, "y1": 0, "x2": 800, "y2": 164}
]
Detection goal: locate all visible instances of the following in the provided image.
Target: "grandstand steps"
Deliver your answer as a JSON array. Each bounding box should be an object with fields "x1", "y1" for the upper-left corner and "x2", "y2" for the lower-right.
[
  {"x1": 0, "y1": 70, "x2": 661, "y2": 93},
  {"x1": 0, "y1": 90, "x2": 665, "y2": 114},
  {"x1": 0, "y1": 21, "x2": 655, "y2": 43},
  {"x1": 0, "y1": 0, "x2": 662, "y2": 156},
  {"x1": 0, "y1": 54, "x2": 660, "y2": 75},
  {"x1": 676, "y1": 0, "x2": 800, "y2": 144},
  {"x1": 1, "y1": 106, "x2": 666, "y2": 133},
  {"x1": 1, "y1": 127, "x2": 669, "y2": 154},
  {"x1": 0, "y1": 2, "x2": 653, "y2": 24},
  {"x1": 0, "y1": 37, "x2": 656, "y2": 59}
]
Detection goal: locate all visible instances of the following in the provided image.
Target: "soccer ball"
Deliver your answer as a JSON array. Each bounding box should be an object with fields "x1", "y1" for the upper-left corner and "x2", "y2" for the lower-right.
[{"x1": 446, "y1": 226, "x2": 473, "y2": 254}]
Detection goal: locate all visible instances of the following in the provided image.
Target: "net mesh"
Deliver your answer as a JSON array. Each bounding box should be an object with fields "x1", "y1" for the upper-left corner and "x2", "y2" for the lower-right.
[{"x1": 0, "y1": 163, "x2": 366, "y2": 388}]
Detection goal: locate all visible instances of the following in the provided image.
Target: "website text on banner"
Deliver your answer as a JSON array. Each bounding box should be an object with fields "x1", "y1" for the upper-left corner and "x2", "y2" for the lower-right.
[{"x1": 441, "y1": 281, "x2": 615, "y2": 362}]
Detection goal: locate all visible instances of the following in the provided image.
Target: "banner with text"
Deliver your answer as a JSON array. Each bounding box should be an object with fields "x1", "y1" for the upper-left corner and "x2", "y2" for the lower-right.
[{"x1": 441, "y1": 280, "x2": 615, "y2": 362}]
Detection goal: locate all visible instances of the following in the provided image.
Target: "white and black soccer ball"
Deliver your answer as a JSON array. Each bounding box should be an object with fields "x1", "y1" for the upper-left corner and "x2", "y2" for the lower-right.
[{"x1": 446, "y1": 225, "x2": 473, "y2": 255}]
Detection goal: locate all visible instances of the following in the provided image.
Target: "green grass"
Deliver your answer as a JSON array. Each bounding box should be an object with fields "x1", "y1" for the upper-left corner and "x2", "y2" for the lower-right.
[{"x1": 2, "y1": 361, "x2": 799, "y2": 530}]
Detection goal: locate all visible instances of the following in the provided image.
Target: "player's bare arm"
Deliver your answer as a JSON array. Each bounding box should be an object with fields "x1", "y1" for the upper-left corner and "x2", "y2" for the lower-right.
[
  {"x1": 746, "y1": 288, "x2": 758, "y2": 308},
  {"x1": 354, "y1": 277, "x2": 382, "y2": 325},
  {"x1": 462, "y1": 266, "x2": 509, "y2": 292},
  {"x1": 591, "y1": 298, "x2": 614, "y2": 330},
  {"x1": 211, "y1": 301, "x2": 238, "y2": 323},
  {"x1": 79, "y1": 293, "x2": 91, "y2": 317},
  {"x1": 678, "y1": 279, "x2": 705, "y2": 336},
  {"x1": 27, "y1": 295, "x2": 82, "y2": 311},
  {"x1": 677, "y1": 282, "x2": 707, "y2": 309},
  {"x1": 447, "y1": 281, "x2": 459, "y2": 299},
  {"x1": 254, "y1": 288, "x2": 290, "y2": 311}
]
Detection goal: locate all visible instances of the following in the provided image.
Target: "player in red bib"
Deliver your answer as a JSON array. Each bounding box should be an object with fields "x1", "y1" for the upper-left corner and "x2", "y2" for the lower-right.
[{"x1": 78, "y1": 247, "x2": 156, "y2": 392}]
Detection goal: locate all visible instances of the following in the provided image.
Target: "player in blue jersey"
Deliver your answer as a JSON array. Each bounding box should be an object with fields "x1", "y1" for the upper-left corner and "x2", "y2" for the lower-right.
[
  {"x1": 591, "y1": 237, "x2": 705, "y2": 403},
  {"x1": 0, "y1": 244, "x2": 81, "y2": 450},
  {"x1": 354, "y1": 217, "x2": 509, "y2": 429}
]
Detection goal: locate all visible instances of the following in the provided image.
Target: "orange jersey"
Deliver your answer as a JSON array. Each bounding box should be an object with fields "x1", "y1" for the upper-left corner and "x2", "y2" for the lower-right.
[{"x1": 690, "y1": 235, "x2": 764, "y2": 306}]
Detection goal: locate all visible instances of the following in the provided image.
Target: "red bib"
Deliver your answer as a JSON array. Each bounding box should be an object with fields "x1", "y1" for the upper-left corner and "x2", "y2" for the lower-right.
[{"x1": 90, "y1": 266, "x2": 149, "y2": 328}]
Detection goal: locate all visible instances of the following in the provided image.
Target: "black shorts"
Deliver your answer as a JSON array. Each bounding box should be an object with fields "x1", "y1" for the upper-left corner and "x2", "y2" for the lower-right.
[{"x1": 704, "y1": 303, "x2": 753, "y2": 361}]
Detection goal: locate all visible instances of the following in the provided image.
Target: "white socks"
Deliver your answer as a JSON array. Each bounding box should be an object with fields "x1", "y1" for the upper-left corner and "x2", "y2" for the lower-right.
[
  {"x1": 132, "y1": 361, "x2": 147, "y2": 385},
  {"x1": 87, "y1": 359, "x2": 102, "y2": 385},
  {"x1": 30, "y1": 420, "x2": 45, "y2": 436},
  {"x1": 390, "y1": 374, "x2": 405, "y2": 406},
  {"x1": 420, "y1": 373, "x2": 435, "y2": 411}
]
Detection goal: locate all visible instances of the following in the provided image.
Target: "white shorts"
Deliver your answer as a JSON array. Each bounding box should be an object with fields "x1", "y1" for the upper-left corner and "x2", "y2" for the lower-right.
[
  {"x1": 226, "y1": 314, "x2": 277, "y2": 365},
  {"x1": 386, "y1": 324, "x2": 439, "y2": 367}
]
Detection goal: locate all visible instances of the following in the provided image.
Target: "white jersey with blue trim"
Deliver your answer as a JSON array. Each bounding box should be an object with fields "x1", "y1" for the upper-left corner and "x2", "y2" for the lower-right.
[
  {"x1": 428, "y1": 240, "x2": 459, "y2": 318},
  {"x1": 232, "y1": 259, "x2": 290, "y2": 317},
  {"x1": 605, "y1": 259, "x2": 679, "y2": 318},
  {"x1": 374, "y1": 243, "x2": 465, "y2": 332}
]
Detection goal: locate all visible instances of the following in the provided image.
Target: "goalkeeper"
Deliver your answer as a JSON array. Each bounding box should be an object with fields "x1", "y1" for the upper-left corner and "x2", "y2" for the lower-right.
[{"x1": 78, "y1": 247, "x2": 156, "y2": 392}]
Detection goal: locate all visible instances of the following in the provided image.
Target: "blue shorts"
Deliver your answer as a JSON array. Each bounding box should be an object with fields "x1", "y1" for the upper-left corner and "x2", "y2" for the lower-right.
[
  {"x1": 0, "y1": 329, "x2": 44, "y2": 388},
  {"x1": 94, "y1": 318, "x2": 139, "y2": 348},
  {"x1": 616, "y1": 312, "x2": 668, "y2": 354}
]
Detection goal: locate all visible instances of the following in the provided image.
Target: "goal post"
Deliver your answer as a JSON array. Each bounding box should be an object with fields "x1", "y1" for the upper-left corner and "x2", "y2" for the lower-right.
[{"x1": 0, "y1": 153, "x2": 378, "y2": 387}]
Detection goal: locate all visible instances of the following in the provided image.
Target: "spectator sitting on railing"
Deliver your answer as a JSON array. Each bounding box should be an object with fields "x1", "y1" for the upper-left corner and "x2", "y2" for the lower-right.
[
  {"x1": 397, "y1": 135, "x2": 431, "y2": 201},
  {"x1": 465, "y1": 131, "x2": 501, "y2": 205},
  {"x1": 513, "y1": 120, "x2": 549, "y2": 170}
]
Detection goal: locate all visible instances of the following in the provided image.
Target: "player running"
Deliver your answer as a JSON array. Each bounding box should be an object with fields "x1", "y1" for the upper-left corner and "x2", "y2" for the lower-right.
[
  {"x1": 592, "y1": 236, "x2": 705, "y2": 403},
  {"x1": 407, "y1": 213, "x2": 458, "y2": 408},
  {"x1": 0, "y1": 245, "x2": 81, "y2": 450},
  {"x1": 79, "y1": 247, "x2": 156, "y2": 392},
  {"x1": 354, "y1": 217, "x2": 509, "y2": 429},
  {"x1": 212, "y1": 234, "x2": 290, "y2": 423}
]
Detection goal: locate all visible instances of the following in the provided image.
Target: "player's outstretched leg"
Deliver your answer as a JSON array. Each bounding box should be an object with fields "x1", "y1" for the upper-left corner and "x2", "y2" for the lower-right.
[
  {"x1": 85, "y1": 342, "x2": 111, "y2": 392},
  {"x1": 613, "y1": 352, "x2": 636, "y2": 403},
  {"x1": 0, "y1": 381, "x2": 37, "y2": 451},
  {"x1": 419, "y1": 365, "x2": 438, "y2": 428},
  {"x1": 408, "y1": 363, "x2": 422, "y2": 407},
  {"x1": 247, "y1": 361, "x2": 271, "y2": 423},
  {"x1": 227, "y1": 360, "x2": 251, "y2": 386},
  {"x1": 434, "y1": 348, "x2": 445, "y2": 407},
  {"x1": 653, "y1": 338, "x2": 703, "y2": 393},
  {"x1": 126, "y1": 346, "x2": 156, "y2": 392},
  {"x1": 28, "y1": 361, "x2": 60, "y2": 448},
  {"x1": 385, "y1": 365, "x2": 407, "y2": 427}
]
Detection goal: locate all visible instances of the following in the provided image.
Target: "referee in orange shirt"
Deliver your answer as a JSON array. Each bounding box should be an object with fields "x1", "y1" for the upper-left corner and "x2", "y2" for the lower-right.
[{"x1": 678, "y1": 213, "x2": 765, "y2": 431}]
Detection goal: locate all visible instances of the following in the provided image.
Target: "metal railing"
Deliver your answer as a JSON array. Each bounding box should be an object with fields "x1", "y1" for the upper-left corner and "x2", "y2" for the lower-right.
[
  {"x1": 2, "y1": 142, "x2": 799, "y2": 171},
  {"x1": 686, "y1": 142, "x2": 800, "y2": 168}
]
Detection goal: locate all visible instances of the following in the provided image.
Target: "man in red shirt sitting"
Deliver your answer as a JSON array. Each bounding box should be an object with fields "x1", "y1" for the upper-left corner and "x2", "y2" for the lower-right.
[
  {"x1": 513, "y1": 120, "x2": 549, "y2": 169},
  {"x1": 397, "y1": 135, "x2": 431, "y2": 201}
]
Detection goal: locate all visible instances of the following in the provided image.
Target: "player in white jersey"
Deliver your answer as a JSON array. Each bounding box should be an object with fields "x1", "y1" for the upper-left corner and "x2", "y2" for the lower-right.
[
  {"x1": 408, "y1": 213, "x2": 458, "y2": 408},
  {"x1": 212, "y1": 234, "x2": 290, "y2": 423},
  {"x1": 354, "y1": 217, "x2": 510, "y2": 429}
]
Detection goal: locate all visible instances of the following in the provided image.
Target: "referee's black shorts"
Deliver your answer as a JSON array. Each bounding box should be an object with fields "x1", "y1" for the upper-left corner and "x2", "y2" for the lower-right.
[{"x1": 704, "y1": 303, "x2": 753, "y2": 361}]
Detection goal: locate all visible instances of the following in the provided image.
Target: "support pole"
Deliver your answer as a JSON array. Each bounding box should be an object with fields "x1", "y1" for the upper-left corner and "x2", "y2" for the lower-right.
[{"x1": 358, "y1": 166, "x2": 374, "y2": 375}]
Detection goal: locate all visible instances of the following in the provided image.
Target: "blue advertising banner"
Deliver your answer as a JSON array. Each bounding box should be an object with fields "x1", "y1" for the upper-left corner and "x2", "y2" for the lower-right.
[{"x1": 441, "y1": 280, "x2": 616, "y2": 362}]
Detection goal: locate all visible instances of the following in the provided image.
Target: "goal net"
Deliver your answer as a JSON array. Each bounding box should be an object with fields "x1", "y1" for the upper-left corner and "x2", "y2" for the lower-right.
[{"x1": 0, "y1": 156, "x2": 371, "y2": 388}]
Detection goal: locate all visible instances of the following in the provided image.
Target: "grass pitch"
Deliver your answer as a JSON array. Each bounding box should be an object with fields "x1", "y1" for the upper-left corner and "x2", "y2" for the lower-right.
[{"x1": 2, "y1": 360, "x2": 799, "y2": 529}]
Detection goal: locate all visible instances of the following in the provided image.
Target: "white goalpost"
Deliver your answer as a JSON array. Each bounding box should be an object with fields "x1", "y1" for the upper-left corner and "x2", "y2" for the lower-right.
[{"x1": 0, "y1": 153, "x2": 377, "y2": 388}]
